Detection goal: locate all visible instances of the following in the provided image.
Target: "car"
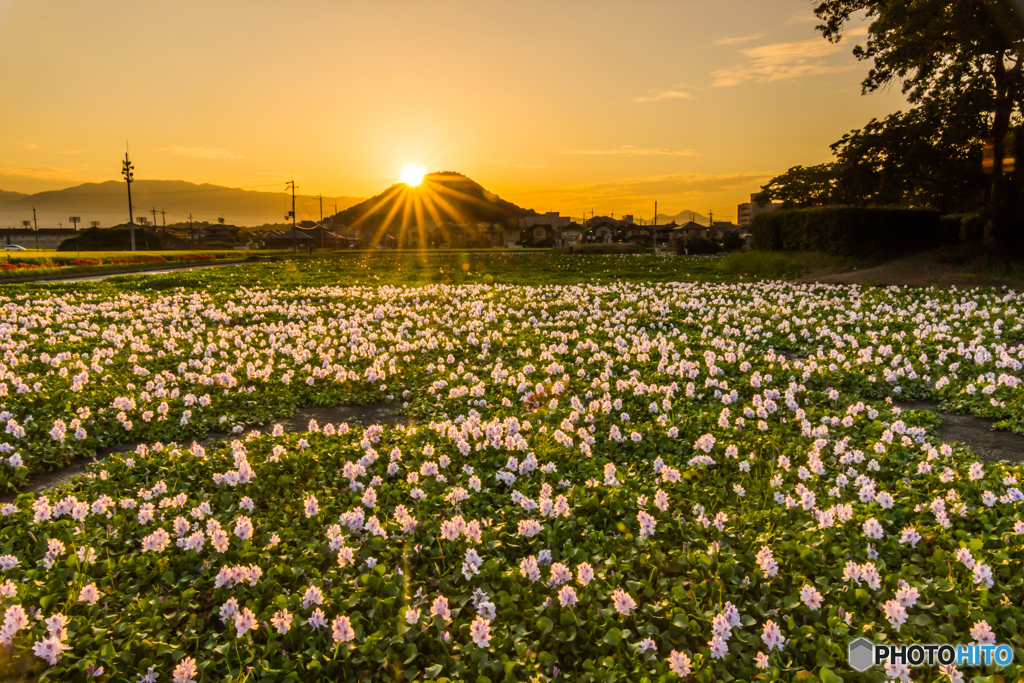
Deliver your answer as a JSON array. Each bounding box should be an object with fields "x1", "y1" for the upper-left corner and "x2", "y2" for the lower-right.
[{"x1": 4, "y1": 245, "x2": 26, "y2": 251}]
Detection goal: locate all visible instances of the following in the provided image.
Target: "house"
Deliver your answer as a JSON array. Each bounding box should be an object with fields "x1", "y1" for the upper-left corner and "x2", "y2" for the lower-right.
[
  {"x1": 619, "y1": 224, "x2": 654, "y2": 247},
  {"x1": 199, "y1": 223, "x2": 240, "y2": 243},
  {"x1": 267, "y1": 228, "x2": 315, "y2": 250},
  {"x1": 674, "y1": 221, "x2": 708, "y2": 241},
  {"x1": 653, "y1": 221, "x2": 678, "y2": 247},
  {"x1": 709, "y1": 221, "x2": 741, "y2": 241},
  {"x1": 558, "y1": 222, "x2": 584, "y2": 245}
]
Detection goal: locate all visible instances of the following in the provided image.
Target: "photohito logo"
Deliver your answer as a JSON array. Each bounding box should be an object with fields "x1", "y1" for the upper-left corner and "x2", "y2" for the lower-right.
[{"x1": 848, "y1": 637, "x2": 1015, "y2": 672}]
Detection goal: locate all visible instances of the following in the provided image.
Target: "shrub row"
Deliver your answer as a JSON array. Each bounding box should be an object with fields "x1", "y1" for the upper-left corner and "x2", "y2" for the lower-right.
[{"x1": 751, "y1": 206, "x2": 945, "y2": 256}]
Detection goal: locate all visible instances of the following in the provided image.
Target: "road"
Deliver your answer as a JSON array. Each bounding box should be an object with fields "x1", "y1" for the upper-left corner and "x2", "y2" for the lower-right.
[{"x1": 27, "y1": 260, "x2": 245, "y2": 283}]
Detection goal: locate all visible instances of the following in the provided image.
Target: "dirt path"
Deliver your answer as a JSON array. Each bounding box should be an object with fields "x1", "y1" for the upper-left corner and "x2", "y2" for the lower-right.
[
  {"x1": 897, "y1": 401, "x2": 1024, "y2": 464},
  {"x1": 799, "y1": 250, "x2": 1024, "y2": 288},
  {"x1": 1, "y1": 403, "x2": 412, "y2": 501}
]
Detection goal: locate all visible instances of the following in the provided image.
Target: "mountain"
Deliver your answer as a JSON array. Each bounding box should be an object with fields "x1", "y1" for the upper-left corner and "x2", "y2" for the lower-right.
[
  {"x1": 0, "y1": 190, "x2": 28, "y2": 208},
  {"x1": 331, "y1": 172, "x2": 535, "y2": 231},
  {"x1": 655, "y1": 210, "x2": 708, "y2": 224},
  {"x1": 0, "y1": 180, "x2": 363, "y2": 229}
]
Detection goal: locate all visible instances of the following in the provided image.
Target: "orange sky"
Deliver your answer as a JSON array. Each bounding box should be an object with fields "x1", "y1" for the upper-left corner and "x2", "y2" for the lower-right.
[{"x1": 0, "y1": 0, "x2": 908, "y2": 222}]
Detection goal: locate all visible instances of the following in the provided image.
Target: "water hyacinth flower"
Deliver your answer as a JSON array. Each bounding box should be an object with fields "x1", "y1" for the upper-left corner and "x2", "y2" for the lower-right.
[
  {"x1": 469, "y1": 616, "x2": 491, "y2": 648},
  {"x1": 611, "y1": 589, "x2": 636, "y2": 616},
  {"x1": 431, "y1": 595, "x2": 451, "y2": 621},
  {"x1": 668, "y1": 650, "x2": 692, "y2": 676},
  {"x1": 271, "y1": 610, "x2": 293, "y2": 634},
  {"x1": 172, "y1": 657, "x2": 197, "y2": 683},
  {"x1": 882, "y1": 599, "x2": 907, "y2": 632},
  {"x1": 304, "y1": 494, "x2": 319, "y2": 518},
  {"x1": 761, "y1": 620, "x2": 785, "y2": 651},
  {"x1": 308, "y1": 608, "x2": 327, "y2": 630},
  {"x1": 800, "y1": 584, "x2": 823, "y2": 611},
  {"x1": 332, "y1": 615, "x2": 355, "y2": 643},
  {"x1": 637, "y1": 511, "x2": 656, "y2": 539},
  {"x1": 405, "y1": 608, "x2": 420, "y2": 626},
  {"x1": 862, "y1": 517, "x2": 884, "y2": 539}
]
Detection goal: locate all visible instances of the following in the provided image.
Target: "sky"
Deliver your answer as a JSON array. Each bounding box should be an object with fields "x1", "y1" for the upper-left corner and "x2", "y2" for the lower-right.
[{"x1": 0, "y1": 0, "x2": 909, "y2": 222}]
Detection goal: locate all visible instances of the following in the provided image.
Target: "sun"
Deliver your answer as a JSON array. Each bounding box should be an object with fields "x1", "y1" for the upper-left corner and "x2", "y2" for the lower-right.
[{"x1": 401, "y1": 164, "x2": 425, "y2": 186}]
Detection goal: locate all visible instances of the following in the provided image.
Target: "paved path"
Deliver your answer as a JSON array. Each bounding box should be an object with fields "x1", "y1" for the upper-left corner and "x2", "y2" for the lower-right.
[{"x1": 30, "y1": 260, "x2": 245, "y2": 283}]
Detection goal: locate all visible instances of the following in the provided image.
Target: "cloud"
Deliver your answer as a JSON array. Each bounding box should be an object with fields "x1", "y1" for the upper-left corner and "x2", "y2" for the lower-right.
[
  {"x1": 711, "y1": 37, "x2": 852, "y2": 87},
  {"x1": 512, "y1": 171, "x2": 773, "y2": 204},
  {"x1": 489, "y1": 159, "x2": 548, "y2": 170},
  {"x1": 17, "y1": 143, "x2": 39, "y2": 150},
  {"x1": 634, "y1": 89, "x2": 692, "y2": 103},
  {"x1": 0, "y1": 165, "x2": 83, "y2": 180},
  {"x1": 785, "y1": 11, "x2": 819, "y2": 24},
  {"x1": 714, "y1": 34, "x2": 762, "y2": 45},
  {"x1": 561, "y1": 145, "x2": 698, "y2": 157},
  {"x1": 162, "y1": 146, "x2": 243, "y2": 160}
]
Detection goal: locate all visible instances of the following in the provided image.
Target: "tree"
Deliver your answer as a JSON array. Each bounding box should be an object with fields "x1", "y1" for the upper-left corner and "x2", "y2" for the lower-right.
[
  {"x1": 829, "y1": 98, "x2": 990, "y2": 213},
  {"x1": 812, "y1": 0, "x2": 1024, "y2": 247},
  {"x1": 754, "y1": 163, "x2": 841, "y2": 207}
]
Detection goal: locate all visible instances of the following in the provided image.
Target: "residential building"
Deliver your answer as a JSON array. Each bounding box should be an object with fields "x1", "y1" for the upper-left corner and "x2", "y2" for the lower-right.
[
  {"x1": 519, "y1": 212, "x2": 571, "y2": 230},
  {"x1": 737, "y1": 193, "x2": 783, "y2": 226}
]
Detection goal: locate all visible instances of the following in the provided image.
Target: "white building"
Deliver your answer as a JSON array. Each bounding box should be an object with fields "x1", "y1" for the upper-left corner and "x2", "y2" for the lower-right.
[
  {"x1": 737, "y1": 194, "x2": 783, "y2": 226},
  {"x1": 519, "y1": 212, "x2": 571, "y2": 230}
]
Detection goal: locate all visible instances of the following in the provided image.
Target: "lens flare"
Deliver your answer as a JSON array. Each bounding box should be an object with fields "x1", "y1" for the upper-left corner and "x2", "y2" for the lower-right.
[{"x1": 401, "y1": 164, "x2": 425, "y2": 186}]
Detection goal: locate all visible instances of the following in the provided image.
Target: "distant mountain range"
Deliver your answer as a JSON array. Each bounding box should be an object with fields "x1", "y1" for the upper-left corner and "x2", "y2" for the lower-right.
[
  {"x1": 655, "y1": 210, "x2": 709, "y2": 224},
  {"x1": 0, "y1": 180, "x2": 364, "y2": 229},
  {"x1": 331, "y1": 172, "x2": 535, "y2": 232}
]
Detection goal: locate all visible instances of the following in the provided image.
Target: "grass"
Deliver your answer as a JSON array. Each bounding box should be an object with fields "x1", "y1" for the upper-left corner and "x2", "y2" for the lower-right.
[
  {"x1": 719, "y1": 251, "x2": 807, "y2": 279},
  {"x1": 719, "y1": 250, "x2": 884, "y2": 279},
  {"x1": 12, "y1": 251, "x2": 734, "y2": 292}
]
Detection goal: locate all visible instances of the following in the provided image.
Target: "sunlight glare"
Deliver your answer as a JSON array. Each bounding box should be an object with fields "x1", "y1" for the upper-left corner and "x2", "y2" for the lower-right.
[{"x1": 401, "y1": 164, "x2": 425, "y2": 186}]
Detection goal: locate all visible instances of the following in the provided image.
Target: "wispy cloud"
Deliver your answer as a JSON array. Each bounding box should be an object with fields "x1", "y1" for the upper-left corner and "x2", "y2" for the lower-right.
[
  {"x1": 714, "y1": 34, "x2": 762, "y2": 46},
  {"x1": 162, "y1": 146, "x2": 243, "y2": 160},
  {"x1": 17, "y1": 143, "x2": 39, "y2": 150},
  {"x1": 0, "y1": 165, "x2": 81, "y2": 180},
  {"x1": 512, "y1": 171, "x2": 772, "y2": 203},
  {"x1": 711, "y1": 37, "x2": 851, "y2": 87},
  {"x1": 634, "y1": 89, "x2": 692, "y2": 103},
  {"x1": 561, "y1": 145, "x2": 698, "y2": 157},
  {"x1": 489, "y1": 159, "x2": 548, "y2": 170},
  {"x1": 785, "y1": 11, "x2": 819, "y2": 24}
]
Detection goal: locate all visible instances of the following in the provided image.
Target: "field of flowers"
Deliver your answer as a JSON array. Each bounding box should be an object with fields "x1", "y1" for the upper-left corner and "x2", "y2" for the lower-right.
[{"x1": 0, "y1": 255, "x2": 1022, "y2": 682}]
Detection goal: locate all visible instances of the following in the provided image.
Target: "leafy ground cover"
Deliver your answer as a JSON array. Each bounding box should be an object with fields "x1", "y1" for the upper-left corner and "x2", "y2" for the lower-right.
[{"x1": 0, "y1": 254, "x2": 1022, "y2": 682}]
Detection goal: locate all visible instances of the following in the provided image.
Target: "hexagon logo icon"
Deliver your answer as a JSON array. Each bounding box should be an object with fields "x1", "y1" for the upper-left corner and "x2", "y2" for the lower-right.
[{"x1": 848, "y1": 637, "x2": 875, "y2": 672}]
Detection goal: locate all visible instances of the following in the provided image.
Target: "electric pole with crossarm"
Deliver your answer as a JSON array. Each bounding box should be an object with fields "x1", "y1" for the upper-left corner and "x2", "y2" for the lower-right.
[{"x1": 122, "y1": 146, "x2": 136, "y2": 251}]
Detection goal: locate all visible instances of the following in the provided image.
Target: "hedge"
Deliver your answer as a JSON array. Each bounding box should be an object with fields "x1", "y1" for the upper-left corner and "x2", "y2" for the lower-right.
[{"x1": 750, "y1": 206, "x2": 943, "y2": 256}]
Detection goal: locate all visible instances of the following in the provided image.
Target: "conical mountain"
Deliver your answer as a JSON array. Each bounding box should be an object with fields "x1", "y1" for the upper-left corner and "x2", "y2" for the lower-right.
[{"x1": 331, "y1": 172, "x2": 535, "y2": 233}]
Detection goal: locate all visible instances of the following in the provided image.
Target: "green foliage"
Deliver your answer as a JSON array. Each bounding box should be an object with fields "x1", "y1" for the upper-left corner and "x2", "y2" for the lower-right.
[
  {"x1": 751, "y1": 206, "x2": 941, "y2": 256},
  {"x1": 719, "y1": 251, "x2": 806, "y2": 279},
  {"x1": 755, "y1": 163, "x2": 841, "y2": 208}
]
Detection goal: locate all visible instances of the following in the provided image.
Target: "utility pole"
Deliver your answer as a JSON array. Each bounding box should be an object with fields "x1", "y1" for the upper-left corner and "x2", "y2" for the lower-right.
[
  {"x1": 189, "y1": 213, "x2": 193, "y2": 241},
  {"x1": 32, "y1": 206, "x2": 37, "y2": 231},
  {"x1": 151, "y1": 207, "x2": 158, "y2": 228},
  {"x1": 122, "y1": 145, "x2": 136, "y2": 251},
  {"x1": 161, "y1": 210, "x2": 165, "y2": 227},
  {"x1": 319, "y1": 193, "x2": 323, "y2": 250},
  {"x1": 285, "y1": 177, "x2": 297, "y2": 254}
]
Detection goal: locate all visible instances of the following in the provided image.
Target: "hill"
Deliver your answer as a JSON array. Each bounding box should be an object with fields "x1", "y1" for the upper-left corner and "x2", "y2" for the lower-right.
[
  {"x1": 655, "y1": 210, "x2": 708, "y2": 224},
  {"x1": 0, "y1": 180, "x2": 363, "y2": 229},
  {"x1": 331, "y1": 172, "x2": 535, "y2": 232}
]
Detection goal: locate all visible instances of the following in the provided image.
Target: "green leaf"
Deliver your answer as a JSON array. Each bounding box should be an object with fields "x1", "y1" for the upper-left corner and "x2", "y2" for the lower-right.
[
  {"x1": 820, "y1": 666, "x2": 843, "y2": 683},
  {"x1": 603, "y1": 628, "x2": 622, "y2": 646},
  {"x1": 425, "y1": 664, "x2": 443, "y2": 679}
]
